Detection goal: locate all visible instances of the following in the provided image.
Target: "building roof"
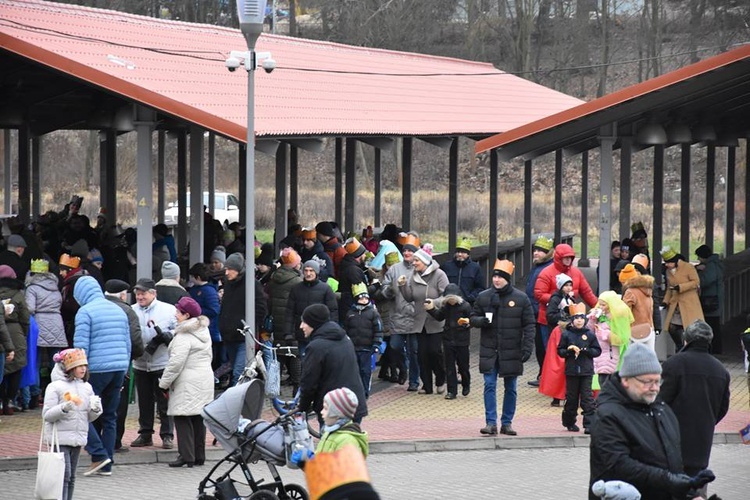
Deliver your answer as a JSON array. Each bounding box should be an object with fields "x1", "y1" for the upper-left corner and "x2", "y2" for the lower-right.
[
  {"x1": 0, "y1": 0, "x2": 583, "y2": 142},
  {"x1": 475, "y1": 44, "x2": 750, "y2": 159}
]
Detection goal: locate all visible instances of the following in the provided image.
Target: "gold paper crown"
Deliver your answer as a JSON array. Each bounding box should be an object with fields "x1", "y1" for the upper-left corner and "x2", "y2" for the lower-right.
[
  {"x1": 533, "y1": 236, "x2": 554, "y2": 252},
  {"x1": 61, "y1": 348, "x2": 88, "y2": 371},
  {"x1": 632, "y1": 253, "x2": 649, "y2": 269},
  {"x1": 569, "y1": 302, "x2": 587, "y2": 317},
  {"x1": 396, "y1": 233, "x2": 420, "y2": 250},
  {"x1": 618, "y1": 264, "x2": 639, "y2": 284},
  {"x1": 30, "y1": 259, "x2": 49, "y2": 274},
  {"x1": 351, "y1": 282, "x2": 368, "y2": 298},
  {"x1": 493, "y1": 259, "x2": 515, "y2": 277},
  {"x1": 455, "y1": 237, "x2": 472, "y2": 252},
  {"x1": 304, "y1": 446, "x2": 371, "y2": 500},
  {"x1": 660, "y1": 246, "x2": 677, "y2": 261},
  {"x1": 300, "y1": 227, "x2": 317, "y2": 240},
  {"x1": 384, "y1": 251, "x2": 400, "y2": 267},
  {"x1": 59, "y1": 253, "x2": 81, "y2": 269},
  {"x1": 344, "y1": 237, "x2": 364, "y2": 257}
]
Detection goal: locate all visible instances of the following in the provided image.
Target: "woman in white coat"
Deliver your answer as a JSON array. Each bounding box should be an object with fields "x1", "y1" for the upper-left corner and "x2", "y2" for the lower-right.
[{"x1": 159, "y1": 296, "x2": 213, "y2": 468}]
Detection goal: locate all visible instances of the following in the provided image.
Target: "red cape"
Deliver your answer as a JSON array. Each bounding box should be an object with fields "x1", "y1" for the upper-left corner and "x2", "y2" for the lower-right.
[{"x1": 538, "y1": 325, "x2": 566, "y2": 400}]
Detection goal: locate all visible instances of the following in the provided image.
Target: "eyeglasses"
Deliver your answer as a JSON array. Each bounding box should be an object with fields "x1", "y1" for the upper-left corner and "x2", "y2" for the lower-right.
[{"x1": 632, "y1": 376, "x2": 662, "y2": 388}]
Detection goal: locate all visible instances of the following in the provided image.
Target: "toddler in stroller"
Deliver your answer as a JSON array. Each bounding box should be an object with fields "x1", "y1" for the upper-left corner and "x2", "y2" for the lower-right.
[{"x1": 199, "y1": 378, "x2": 314, "y2": 500}]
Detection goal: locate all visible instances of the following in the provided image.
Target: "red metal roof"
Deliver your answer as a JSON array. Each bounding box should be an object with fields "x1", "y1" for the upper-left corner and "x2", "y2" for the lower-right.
[
  {"x1": 475, "y1": 43, "x2": 750, "y2": 154},
  {"x1": 0, "y1": 0, "x2": 583, "y2": 142}
]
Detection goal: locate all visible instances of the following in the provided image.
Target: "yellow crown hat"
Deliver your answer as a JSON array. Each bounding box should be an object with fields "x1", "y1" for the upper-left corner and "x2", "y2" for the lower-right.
[
  {"x1": 352, "y1": 282, "x2": 369, "y2": 298},
  {"x1": 30, "y1": 259, "x2": 49, "y2": 274},
  {"x1": 455, "y1": 237, "x2": 472, "y2": 253}
]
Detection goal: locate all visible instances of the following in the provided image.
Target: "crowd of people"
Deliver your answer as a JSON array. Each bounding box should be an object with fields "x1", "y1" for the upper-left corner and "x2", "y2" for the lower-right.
[{"x1": 0, "y1": 197, "x2": 743, "y2": 499}]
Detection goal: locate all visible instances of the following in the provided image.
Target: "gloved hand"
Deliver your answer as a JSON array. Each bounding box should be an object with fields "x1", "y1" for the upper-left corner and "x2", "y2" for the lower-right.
[
  {"x1": 89, "y1": 395, "x2": 102, "y2": 414},
  {"x1": 590, "y1": 479, "x2": 641, "y2": 500},
  {"x1": 290, "y1": 448, "x2": 314, "y2": 466},
  {"x1": 61, "y1": 401, "x2": 76, "y2": 414},
  {"x1": 457, "y1": 317, "x2": 470, "y2": 327},
  {"x1": 670, "y1": 284, "x2": 680, "y2": 292},
  {"x1": 665, "y1": 472, "x2": 693, "y2": 496},
  {"x1": 478, "y1": 317, "x2": 491, "y2": 328},
  {"x1": 424, "y1": 299, "x2": 434, "y2": 311},
  {"x1": 690, "y1": 469, "x2": 715, "y2": 489},
  {"x1": 521, "y1": 352, "x2": 531, "y2": 363}
]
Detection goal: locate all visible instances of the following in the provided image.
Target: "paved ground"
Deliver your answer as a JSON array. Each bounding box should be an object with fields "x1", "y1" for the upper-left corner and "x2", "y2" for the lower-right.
[{"x1": 2, "y1": 444, "x2": 748, "y2": 499}]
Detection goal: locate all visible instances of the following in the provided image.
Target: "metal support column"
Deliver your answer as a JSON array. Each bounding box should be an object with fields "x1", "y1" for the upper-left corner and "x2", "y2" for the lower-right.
[
  {"x1": 334, "y1": 138, "x2": 343, "y2": 225},
  {"x1": 746, "y1": 141, "x2": 750, "y2": 250},
  {"x1": 705, "y1": 145, "x2": 715, "y2": 250},
  {"x1": 289, "y1": 145, "x2": 298, "y2": 214},
  {"x1": 189, "y1": 126, "x2": 205, "y2": 266},
  {"x1": 619, "y1": 137, "x2": 632, "y2": 241},
  {"x1": 373, "y1": 148, "x2": 382, "y2": 227},
  {"x1": 652, "y1": 146, "x2": 665, "y2": 287},
  {"x1": 101, "y1": 130, "x2": 117, "y2": 222},
  {"x1": 598, "y1": 128, "x2": 615, "y2": 293},
  {"x1": 448, "y1": 138, "x2": 459, "y2": 252},
  {"x1": 239, "y1": 145, "x2": 247, "y2": 226},
  {"x1": 177, "y1": 130, "x2": 188, "y2": 254},
  {"x1": 135, "y1": 107, "x2": 155, "y2": 280},
  {"x1": 488, "y1": 150, "x2": 498, "y2": 284},
  {"x1": 581, "y1": 152, "x2": 589, "y2": 261},
  {"x1": 208, "y1": 132, "x2": 216, "y2": 216},
  {"x1": 523, "y1": 159, "x2": 532, "y2": 274},
  {"x1": 344, "y1": 138, "x2": 356, "y2": 235},
  {"x1": 274, "y1": 143, "x2": 288, "y2": 250},
  {"x1": 157, "y1": 131, "x2": 166, "y2": 224},
  {"x1": 402, "y1": 137, "x2": 413, "y2": 231},
  {"x1": 725, "y1": 146, "x2": 736, "y2": 256},
  {"x1": 679, "y1": 144, "x2": 691, "y2": 257},
  {"x1": 17, "y1": 126, "x2": 30, "y2": 224},
  {"x1": 31, "y1": 136, "x2": 41, "y2": 218},
  {"x1": 554, "y1": 149, "x2": 563, "y2": 244},
  {"x1": 3, "y1": 130, "x2": 11, "y2": 214}
]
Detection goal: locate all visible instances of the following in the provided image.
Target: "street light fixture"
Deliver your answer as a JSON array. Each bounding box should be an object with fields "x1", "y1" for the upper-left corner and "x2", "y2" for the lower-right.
[{"x1": 234, "y1": 0, "x2": 270, "y2": 367}]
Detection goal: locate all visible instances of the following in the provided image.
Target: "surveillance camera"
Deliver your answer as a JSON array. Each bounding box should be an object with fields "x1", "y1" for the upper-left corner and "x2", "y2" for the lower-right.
[
  {"x1": 261, "y1": 58, "x2": 276, "y2": 74},
  {"x1": 225, "y1": 56, "x2": 241, "y2": 72}
]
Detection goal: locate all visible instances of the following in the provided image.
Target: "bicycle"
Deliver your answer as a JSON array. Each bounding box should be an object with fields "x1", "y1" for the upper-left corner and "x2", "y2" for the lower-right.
[{"x1": 236, "y1": 321, "x2": 321, "y2": 439}]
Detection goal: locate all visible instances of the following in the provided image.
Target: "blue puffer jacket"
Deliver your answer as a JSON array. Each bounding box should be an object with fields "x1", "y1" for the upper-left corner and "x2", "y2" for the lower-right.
[
  {"x1": 189, "y1": 282, "x2": 221, "y2": 342},
  {"x1": 73, "y1": 276, "x2": 130, "y2": 373}
]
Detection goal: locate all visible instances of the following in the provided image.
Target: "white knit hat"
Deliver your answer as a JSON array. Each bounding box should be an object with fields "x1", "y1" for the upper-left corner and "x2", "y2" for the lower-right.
[
  {"x1": 555, "y1": 273, "x2": 573, "y2": 290},
  {"x1": 324, "y1": 387, "x2": 358, "y2": 420}
]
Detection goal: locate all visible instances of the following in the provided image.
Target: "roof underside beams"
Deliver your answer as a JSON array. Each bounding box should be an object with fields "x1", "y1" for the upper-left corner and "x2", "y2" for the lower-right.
[{"x1": 492, "y1": 58, "x2": 750, "y2": 162}]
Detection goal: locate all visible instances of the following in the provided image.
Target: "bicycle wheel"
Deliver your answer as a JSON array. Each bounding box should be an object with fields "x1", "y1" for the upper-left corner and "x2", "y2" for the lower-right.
[
  {"x1": 248, "y1": 490, "x2": 280, "y2": 500},
  {"x1": 283, "y1": 483, "x2": 310, "y2": 500}
]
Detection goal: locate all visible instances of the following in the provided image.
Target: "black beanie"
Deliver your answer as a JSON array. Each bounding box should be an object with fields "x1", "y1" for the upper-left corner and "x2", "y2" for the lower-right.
[
  {"x1": 302, "y1": 304, "x2": 330, "y2": 330},
  {"x1": 695, "y1": 245, "x2": 712, "y2": 259},
  {"x1": 315, "y1": 221, "x2": 335, "y2": 238}
]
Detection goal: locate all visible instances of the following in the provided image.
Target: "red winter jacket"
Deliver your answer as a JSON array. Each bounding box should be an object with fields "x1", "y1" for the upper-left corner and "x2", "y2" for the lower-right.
[{"x1": 533, "y1": 244, "x2": 598, "y2": 325}]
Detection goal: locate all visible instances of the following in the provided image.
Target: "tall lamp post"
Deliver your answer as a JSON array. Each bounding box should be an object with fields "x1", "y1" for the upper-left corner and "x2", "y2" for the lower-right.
[{"x1": 232, "y1": 0, "x2": 271, "y2": 367}]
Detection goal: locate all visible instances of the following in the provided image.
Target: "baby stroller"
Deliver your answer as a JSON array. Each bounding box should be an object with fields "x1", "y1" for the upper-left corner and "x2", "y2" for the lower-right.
[{"x1": 198, "y1": 378, "x2": 312, "y2": 500}]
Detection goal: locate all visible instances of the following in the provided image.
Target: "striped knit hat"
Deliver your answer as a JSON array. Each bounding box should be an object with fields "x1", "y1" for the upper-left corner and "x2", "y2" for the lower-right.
[{"x1": 324, "y1": 387, "x2": 358, "y2": 420}]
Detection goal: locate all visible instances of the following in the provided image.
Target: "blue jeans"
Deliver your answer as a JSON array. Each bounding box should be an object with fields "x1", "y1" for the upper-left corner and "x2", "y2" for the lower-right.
[
  {"x1": 86, "y1": 370, "x2": 125, "y2": 470},
  {"x1": 483, "y1": 366, "x2": 518, "y2": 426},
  {"x1": 356, "y1": 350, "x2": 374, "y2": 398},
  {"x1": 225, "y1": 341, "x2": 246, "y2": 386},
  {"x1": 390, "y1": 333, "x2": 419, "y2": 386},
  {"x1": 540, "y1": 324, "x2": 552, "y2": 349}
]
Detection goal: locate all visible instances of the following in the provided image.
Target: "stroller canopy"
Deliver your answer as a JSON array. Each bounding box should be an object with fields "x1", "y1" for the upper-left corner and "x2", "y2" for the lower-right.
[{"x1": 202, "y1": 378, "x2": 265, "y2": 448}]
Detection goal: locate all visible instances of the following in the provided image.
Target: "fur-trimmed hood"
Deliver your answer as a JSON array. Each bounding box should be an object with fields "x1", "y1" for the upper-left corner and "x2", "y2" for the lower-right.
[
  {"x1": 621, "y1": 274, "x2": 654, "y2": 295},
  {"x1": 433, "y1": 293, "x2": 464, "y2": 309}
]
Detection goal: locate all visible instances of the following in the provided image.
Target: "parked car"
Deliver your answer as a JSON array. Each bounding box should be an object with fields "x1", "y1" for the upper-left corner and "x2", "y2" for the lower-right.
[{"x1": 164, "y1": 192, "x2": 240, "y2": 225}]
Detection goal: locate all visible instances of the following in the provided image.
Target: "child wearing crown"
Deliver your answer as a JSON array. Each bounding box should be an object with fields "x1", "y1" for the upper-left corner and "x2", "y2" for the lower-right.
[
  {"x1": 42, "y1": 349, "x2": 103, "y2": 498},
  {"x1": 557, "y1": 303, "x2": 601, "y2": 434},
  {"x1": 343, "y1": 284, "x2": 383, "y2": 399}
]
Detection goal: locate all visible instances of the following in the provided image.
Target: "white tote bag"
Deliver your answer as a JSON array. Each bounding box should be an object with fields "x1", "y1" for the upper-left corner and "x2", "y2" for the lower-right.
[{"x1": 34, "y1": 422, "x2": 65, "y2": 500}]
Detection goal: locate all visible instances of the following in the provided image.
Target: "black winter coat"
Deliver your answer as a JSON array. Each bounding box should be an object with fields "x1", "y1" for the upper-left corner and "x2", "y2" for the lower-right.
[
  {"x1": 556, "y1": 324, "x2": 601, "y2": 376},
  {"x1": 219, "y1": 273, "x2": 267, "y2": 343},
  {"x1": 440, "y1": 258, "x2": 484, "y2": 303},
  {"x1": 106, "y1": 295, "x2": 144, "y2": 360},
  {"x1": 337, "y1": 255, "x2": 366, "y2": 323},
  {"x1": 285, "y1": 279, "x2": 338, "y2": 342},
  {"x1": 344, "y1": 303, "x2": 383, "y2": 351},
  {"x1": 427, "y1": 284, "x2": 472, "y2": 346},
  {"x1": 298, "y1": 321, "x2": 367, "y2": 421},
  {"x1": 589, "y1": 374, "x2": 686, "y2": 500},
  {"x1": 469, "y1": 283, "x2": 535, "y2": 376},
  {"x1": 660, "y1": 340, "x2": 730, "y2": 472},
  {"x1": 546, "y1": 290, "x2": 575, "y2": 327},
  {"x1": 155, "y1": 283, "x2": 189, "y2": 306}
]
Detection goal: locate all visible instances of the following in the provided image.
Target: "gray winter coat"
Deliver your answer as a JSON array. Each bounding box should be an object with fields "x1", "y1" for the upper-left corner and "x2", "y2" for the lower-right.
[
  {"x1": 381, "y1": 261, "x2": 416, "y2": 334},
  {"x1": 401, "y1": 260, "x2": 449, "y2": 334},
  {"x1": 25, "y1": 272, "x2": 66, "y2": 348}
]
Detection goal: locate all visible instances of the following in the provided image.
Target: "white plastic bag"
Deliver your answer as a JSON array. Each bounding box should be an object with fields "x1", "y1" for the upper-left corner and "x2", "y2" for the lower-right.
[
  {"x1": 264, "y1": 348, "x2": 281, "y2": 397},
  {"x1": 35, "y1": 423, "x2": 65, "y2": 500}
]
